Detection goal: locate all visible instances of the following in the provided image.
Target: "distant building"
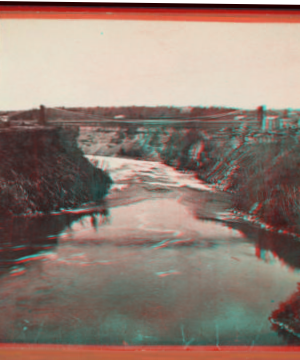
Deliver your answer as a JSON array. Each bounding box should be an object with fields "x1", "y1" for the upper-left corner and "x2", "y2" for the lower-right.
[
  {"x1": 261, "y1": 115, "x2": 298, "y2": 131},
  {"x1": 262, "y1": 116, "x2": 280, "y2": 131},
  {"x1": 0, "y1": 116, "x2": 9, "y2": 123},
  {"x1": 181, "y1": 106, "x2": 192, "y2": 115},
  {"x1": 0, "y1": 116, "x2": 10, "y2": 128},
  {"x1": 279, "y1": 118, "x2": 297, "y2": 129}
]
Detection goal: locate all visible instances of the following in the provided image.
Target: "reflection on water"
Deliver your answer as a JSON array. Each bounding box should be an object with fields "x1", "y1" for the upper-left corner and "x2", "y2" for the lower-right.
[
  {"x1": 254, "y1": 231, "x2": 300, "y2": 272},
  {"x1": 0, "y1": 207, "x2": 108, "y2": 276},
  {"x1": 58, "y1": 198, "x2": 244, "y2": 248},
  {"x1": 0, "y1": 156, "x2": 300, "y2": 346},
  {"x1": 221, "y1": 220, "x2": 300, "y2": 273},
  {"x1": 0, "y1": 196, "x2": 299, "y2": 346}
]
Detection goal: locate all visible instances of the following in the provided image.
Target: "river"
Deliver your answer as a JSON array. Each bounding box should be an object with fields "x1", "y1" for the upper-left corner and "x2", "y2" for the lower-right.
[{"x1": 0, "y1": 155, "x2": 299, "y2": 346}]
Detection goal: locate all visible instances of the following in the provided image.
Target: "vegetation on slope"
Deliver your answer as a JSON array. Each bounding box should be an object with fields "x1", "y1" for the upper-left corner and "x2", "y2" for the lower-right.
[
  {"x1": 0, "y1": 127, "x2": 112, "y2": 217},
  {"x1": 80, "y1": 124, "x2": 300, "y2": 233},
  {"x1": 161, "y1": 126, "x2": 300, "y2": 233}
]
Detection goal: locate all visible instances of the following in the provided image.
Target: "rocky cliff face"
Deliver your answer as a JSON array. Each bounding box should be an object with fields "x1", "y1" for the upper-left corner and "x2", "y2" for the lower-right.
[{"x1": 0, "y1": 126, "x2": 112, "y2": 217}]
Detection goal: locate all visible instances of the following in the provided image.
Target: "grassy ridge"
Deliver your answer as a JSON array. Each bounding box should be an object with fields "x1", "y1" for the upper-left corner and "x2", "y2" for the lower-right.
[{"x1": 0, "y1": 127, "x2": 112, "y2": 217}]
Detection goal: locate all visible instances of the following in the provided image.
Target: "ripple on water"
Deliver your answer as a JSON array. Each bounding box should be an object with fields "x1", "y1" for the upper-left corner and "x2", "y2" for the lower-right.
[{"x1": 0, "y1": 156, "x2": 298, "y2": 345}]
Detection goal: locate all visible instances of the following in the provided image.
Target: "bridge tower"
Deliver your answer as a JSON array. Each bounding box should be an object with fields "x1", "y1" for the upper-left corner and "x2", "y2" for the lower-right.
[
  {"x1": 257, "y1": 106, "x2": 265, "y2": 129},
  {"x1": 39, "y1": 105, "x2": 46, "y2": 125}
]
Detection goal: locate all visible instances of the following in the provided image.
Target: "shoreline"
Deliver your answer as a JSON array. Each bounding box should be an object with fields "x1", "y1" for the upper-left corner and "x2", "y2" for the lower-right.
[
  {"x1": 86, "y1": 153, "x2": 300, "y2": 240},
  {"x1": 206, "y1": 183, "x2": 300, "y2": 239}
]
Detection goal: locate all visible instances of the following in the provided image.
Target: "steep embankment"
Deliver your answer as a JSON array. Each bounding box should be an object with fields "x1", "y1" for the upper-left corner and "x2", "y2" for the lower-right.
[
  {"x1": 78, "y1": 125, "x2": 300, "y2": 234},
  {"x1": 157, "y1": 127, "x2": 300, "y2": 234},
  {"x1": 0, "y1": 126, "x2": 112, "y2": 217},
  {"x1": 270, "y1": 283, "x2": 300, "y2": 344}
]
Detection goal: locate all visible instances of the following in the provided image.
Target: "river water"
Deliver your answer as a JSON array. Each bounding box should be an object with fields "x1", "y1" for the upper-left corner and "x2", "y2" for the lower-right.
[{"x1": 0, "y1": 155, "x2": 299, "y2": 345}]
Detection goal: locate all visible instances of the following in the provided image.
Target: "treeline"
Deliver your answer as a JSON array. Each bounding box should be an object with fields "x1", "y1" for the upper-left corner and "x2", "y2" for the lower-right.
[
  {"x1": 5, "y1": 105, "x2": 240, "y2": 121},
  {"x1": 65, "y1": 106, "x2": 238, "y2": 119}
]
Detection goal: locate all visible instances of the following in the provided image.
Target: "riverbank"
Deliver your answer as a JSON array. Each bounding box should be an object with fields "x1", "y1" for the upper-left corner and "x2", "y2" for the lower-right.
[
  {"x1": 78, "y1": 124, "x2": 300, "y2": 236},
  {"x1": 1, "y1": 153, "x2": 299, "y2": 345},
  {"x1": 0, "y1": 126, "x2": 112, "y2": 218}
]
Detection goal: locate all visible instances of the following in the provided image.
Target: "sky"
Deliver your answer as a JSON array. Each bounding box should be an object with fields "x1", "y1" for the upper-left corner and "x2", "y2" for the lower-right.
[{"x1": 1, "y1": 19, "x2": 300, "y2": 111}]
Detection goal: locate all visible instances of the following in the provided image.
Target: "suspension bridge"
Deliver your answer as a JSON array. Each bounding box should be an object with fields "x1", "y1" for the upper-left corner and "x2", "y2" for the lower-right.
[{"x1": 1, "y1": 105, "x2": 262, "y2": 129}]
